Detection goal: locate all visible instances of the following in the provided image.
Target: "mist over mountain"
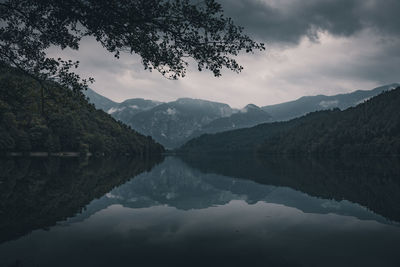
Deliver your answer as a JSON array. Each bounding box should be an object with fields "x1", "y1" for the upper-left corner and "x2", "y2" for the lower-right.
[{"x1": 84, "y1": 89, "x2": 162, "y2": 122}]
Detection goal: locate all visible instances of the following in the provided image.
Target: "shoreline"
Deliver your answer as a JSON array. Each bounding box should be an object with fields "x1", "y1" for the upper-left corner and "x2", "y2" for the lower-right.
[{"x1": 3, "y1": 152, "x2": 91, "y2": 157}]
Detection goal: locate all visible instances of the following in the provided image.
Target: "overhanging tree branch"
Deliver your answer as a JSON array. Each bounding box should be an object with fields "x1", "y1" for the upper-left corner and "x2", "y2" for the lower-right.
[{"x1": 0, "y1": 0, "x2": 265, "y2": 90}]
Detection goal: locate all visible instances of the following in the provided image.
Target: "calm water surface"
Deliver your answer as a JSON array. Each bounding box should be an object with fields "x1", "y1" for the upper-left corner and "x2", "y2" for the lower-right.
[{"x1": 0, "y1": 155, "x2": 399, "y2": 267}]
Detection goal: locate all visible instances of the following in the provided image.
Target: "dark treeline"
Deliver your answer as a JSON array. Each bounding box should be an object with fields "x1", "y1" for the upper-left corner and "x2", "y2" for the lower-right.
[
  {"x1": 0, "y1": 64, "x2": 164, "y2": 156},
  {"x1": 180, "y1": 154, "x2": 400, "y2": 222},
  {"x1": 179, "y1": 87, "x2": 400, "y2": 155},
  {"x1": 0, "y1": 155, "x2": 163, "y2": 244},
  {"x1": 259, "y1": 87, "x2": 400, "y2": 155}
]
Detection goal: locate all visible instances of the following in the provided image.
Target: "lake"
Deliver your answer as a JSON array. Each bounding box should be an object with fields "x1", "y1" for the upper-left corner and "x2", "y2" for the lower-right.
[{"x1": 0, "y1": 155, "x2": 399, "y2": 267}]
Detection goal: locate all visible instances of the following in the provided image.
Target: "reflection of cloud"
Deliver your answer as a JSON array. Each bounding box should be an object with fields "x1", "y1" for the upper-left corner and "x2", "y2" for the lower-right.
[
  {"x1": 89, "y1": 201, "x2": 383, "y2": 237},
  {"x1": 2, "y1": 200, "x2": 397, "y2": 267}
]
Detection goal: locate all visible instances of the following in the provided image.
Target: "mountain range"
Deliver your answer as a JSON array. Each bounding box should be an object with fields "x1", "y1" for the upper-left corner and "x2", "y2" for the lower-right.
[
  {"x1": 179, "y1": 85, "x2": 400, "y2": 155},
  {"x1": 85, "y1": 90, "x2": 272, "y2": 148},
  {"x1": 85, "y1": 83, "x2": 399, "y2": 148}
]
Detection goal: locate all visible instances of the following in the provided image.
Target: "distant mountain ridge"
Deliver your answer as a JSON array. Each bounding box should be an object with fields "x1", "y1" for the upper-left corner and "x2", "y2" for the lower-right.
[
  {"x1": 199, "y1": 104, "x2": 272, "y2": 134},
  {"x1": 126, "y1": 98, "x2": 236, "y2": 148},
  {"x1": 262, "y1": 83, "x2": 399, "y2": 121},
  {"x1": 84, "y1": 88, "x2": 117, "y2": 111},
  {"x1": 177, "y1": 103, "x2": 273, "y2": 144},
  {"x1": 85, "y1": 83, "x2": 398, "y2": 148},
  {"x1": 108, "y1": 98, "x2": 162, "y2": 122},
  {"x1": 83, "y1": 89, "x2": 162, "y2": 122}
]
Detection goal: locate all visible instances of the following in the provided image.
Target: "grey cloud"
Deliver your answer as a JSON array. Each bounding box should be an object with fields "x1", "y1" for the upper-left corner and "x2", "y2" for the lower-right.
[
  {"x1": 47, "y1": 1, "x2": 400, "y2": 108},
  {"x1": 318, "y1": 36, "x2": 400, "y2": 84},
  {"x1": 219, "y1": 0, "x2": 400, "y2": 43}
]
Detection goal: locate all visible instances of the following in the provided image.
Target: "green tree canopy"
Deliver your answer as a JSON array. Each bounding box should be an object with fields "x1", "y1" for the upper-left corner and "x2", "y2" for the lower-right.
[{"x1": 0, "y1": 0, "x2": 264, "y2": 91}]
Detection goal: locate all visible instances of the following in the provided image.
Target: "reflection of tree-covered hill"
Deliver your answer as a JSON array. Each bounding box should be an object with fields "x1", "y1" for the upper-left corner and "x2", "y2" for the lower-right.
[
  {"x1": 70, "y1": 157, "x2": 391, "y2": 226},
  {"x1": 180, "y1": 154, "x2": 400, "y2": 222},
  {"x1": 0, "y1": 156, "x2": 163, "y2": 243},
  {"x1": 2, "y1": 154, "x2": 398, "y2": 246}
]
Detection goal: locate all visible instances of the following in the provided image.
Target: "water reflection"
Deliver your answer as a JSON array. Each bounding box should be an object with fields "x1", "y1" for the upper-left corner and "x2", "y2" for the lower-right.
[
  {"x1": 181, "y1": 154, "x2": 400, "y2": 222},
  {"x1": 0, "y1": 155, "x2": 399, "y2": 267},
  {"x1": 0, "y1": 156, "x2": 162, "y2": 243},
  {"x1": 68, "y1": 157, "x2": 395, "y2": 225}
]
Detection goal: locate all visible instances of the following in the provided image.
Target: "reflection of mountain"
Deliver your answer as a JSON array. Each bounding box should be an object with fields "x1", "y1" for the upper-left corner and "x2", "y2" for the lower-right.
[
  {"x1": 2, "y1": 154, "x2": 399, "y2": 247},
  {"x1": 69, "y1": 157, "x2": 393, "y2": 226},
  {"x1": 180, "y1": 154, "x2": 400, "y2": 222},
  {"x1": 2, "y1": 156, "x2": 399, "y2": 267},
  {"x1": 0, "y1": 156, "x2": 162, "y2": 243}
]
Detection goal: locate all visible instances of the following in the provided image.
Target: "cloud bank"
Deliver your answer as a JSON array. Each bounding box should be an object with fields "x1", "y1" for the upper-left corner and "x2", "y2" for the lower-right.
[
  {"x1": 47, "y1": 0, "x2": 400, "y2": 108},
  {"x1": 220, "y1": 0, "x2": 400, "y2": 43}
]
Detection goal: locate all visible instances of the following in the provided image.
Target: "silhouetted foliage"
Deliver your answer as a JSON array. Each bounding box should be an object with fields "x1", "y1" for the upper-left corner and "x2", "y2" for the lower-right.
[
  {"x1": 0, "y1": 65, "x2": 164, "y2": 155},
  {"x1": 0, "y1": 0, "x2": 264, "y2": 89},
  {"x1": 179, "y1": 87, "x2": 400, "y2": 155}
]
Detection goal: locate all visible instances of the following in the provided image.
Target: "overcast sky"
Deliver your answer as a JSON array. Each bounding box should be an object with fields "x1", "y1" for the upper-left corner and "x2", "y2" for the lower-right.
[{"x1": 49, "y1": 0, "x2": 400, "y2": 108}]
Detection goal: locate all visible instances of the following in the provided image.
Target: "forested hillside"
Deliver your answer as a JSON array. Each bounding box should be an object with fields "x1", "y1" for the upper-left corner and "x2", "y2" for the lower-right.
[
  {"x1": 259, "y1": 87, "x2": 400, "y2": 155},
  {"x1": 179, "y1": 87, "x2": 400, "y2": 155},
  {"x1": 0, "y1": 65, "x2": 164, "y2": 156}
]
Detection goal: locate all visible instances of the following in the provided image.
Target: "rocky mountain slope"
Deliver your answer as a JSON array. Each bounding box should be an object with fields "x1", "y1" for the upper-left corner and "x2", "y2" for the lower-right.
[
  {"x1": 126, "y1": 98, "x2": 235, "y2": 148},
  {"x1": 198, "y1": 104, "x2": 272, "y2": 134}
]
